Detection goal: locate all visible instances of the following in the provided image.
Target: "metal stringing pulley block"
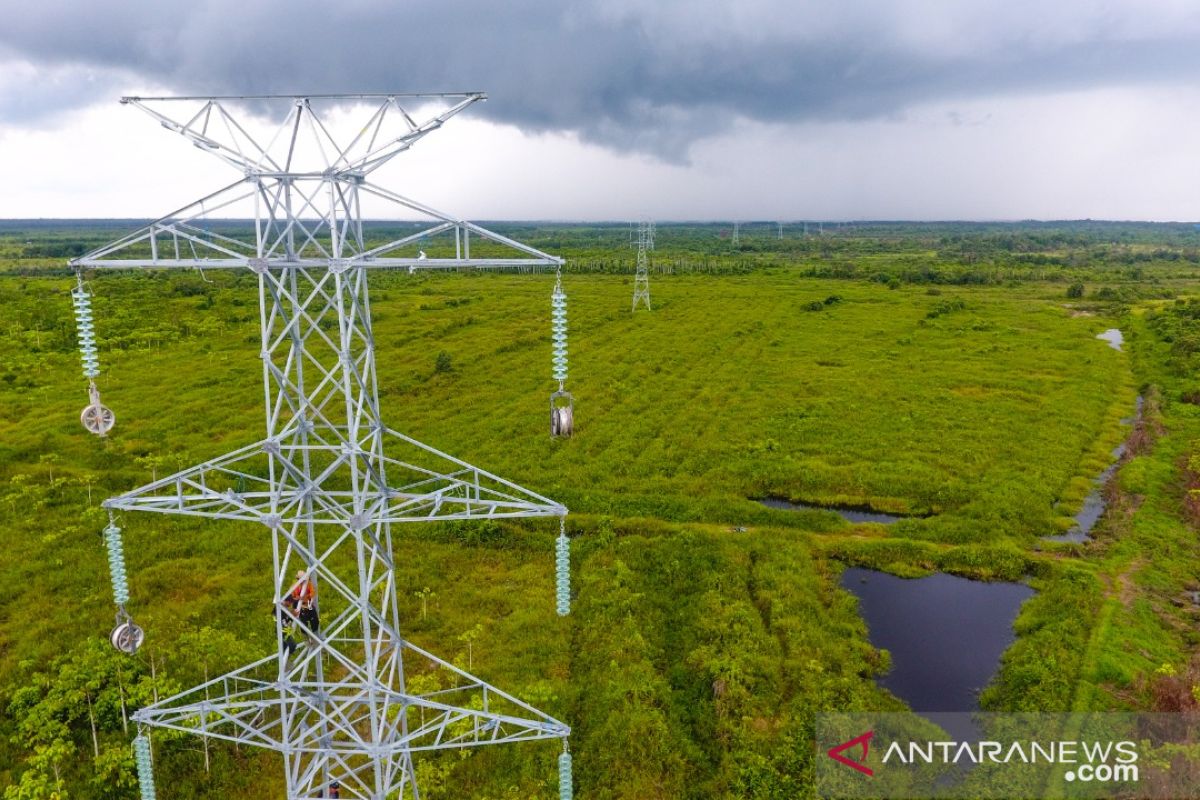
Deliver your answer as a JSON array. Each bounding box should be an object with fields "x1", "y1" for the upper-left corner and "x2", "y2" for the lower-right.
[
  {"x1": 82, "y1": 383, "x2": 115, "y2": 436},
  {"x1": 551, "y1": 392, "x2": 574, "y2": 437},
  {"x1": 111, "y1": 618, "x2": 145, "y2": 654}
]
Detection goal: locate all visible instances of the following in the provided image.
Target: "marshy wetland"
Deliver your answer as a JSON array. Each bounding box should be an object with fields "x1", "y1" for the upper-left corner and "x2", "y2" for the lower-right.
[{"x1": 1, "y1": 220, "x2": 1199, "y2": 798}]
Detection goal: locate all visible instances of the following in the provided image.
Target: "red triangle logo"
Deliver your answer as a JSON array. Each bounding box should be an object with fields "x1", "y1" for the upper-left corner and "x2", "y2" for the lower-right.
[{"x1": 827, "y1": 731, "x2": 875, "y2": 776}]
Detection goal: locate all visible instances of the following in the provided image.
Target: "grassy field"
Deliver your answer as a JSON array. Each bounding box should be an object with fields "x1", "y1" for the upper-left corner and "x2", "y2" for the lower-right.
[{"x1": 1, "y1": 221, "x2": 1198, "y2": 798}]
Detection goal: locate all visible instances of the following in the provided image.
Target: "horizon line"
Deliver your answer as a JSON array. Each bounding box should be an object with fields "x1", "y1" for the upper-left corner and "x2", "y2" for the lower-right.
[{"x1": 1, "y1": 217, "x2": 1198, "y2": 226}]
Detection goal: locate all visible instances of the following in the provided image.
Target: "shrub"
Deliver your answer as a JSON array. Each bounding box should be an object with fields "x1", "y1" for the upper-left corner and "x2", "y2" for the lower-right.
[{"x1": 926, "y1": 298, "x2": 967, "y2": 319}]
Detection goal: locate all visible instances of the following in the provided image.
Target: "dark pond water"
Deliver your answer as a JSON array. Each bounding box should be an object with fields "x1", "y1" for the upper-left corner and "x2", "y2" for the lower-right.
[
  {"x1": 841, "y1": 567, "x2": 1034, "y2": 739},
  {"x1": 758, "y1": 497, "x2": 904, "y2": 524}
]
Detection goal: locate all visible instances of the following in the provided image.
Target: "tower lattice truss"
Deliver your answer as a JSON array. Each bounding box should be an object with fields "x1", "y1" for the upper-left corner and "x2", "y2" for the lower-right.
[
  {"x1": 73, "y1": 94, "x2": 570, "y2": 799},
  {"x1": 631, "y1": 220, "x2": 652, "y2": 311}
]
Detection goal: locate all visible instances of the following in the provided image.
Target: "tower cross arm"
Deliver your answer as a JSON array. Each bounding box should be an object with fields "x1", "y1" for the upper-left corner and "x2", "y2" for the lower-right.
[
  {"x1": 69, "y1": 178, "x2": 260, "y2": 270},
  {"x1": 122, "y1": 97, "x2": 275, "y2": 174},
  {"x1": 337, "y1": 94, "x2": 484, "y2": 176},
  {"x1": 120, "y1": 93, "x2": 487, "y2": 178},
  {"x1": 356, "y1": 181, "x2": 565, "y2": 269}
]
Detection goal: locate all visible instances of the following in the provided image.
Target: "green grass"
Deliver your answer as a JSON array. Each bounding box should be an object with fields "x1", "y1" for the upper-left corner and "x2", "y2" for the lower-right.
[
  {"x1": 1, "y1": 222, "x2": 1199, "y2": 798},
  {"x1": 1052, "y1": 312, "x2": 1200, "y2": 713},
  {"x1": 1, "y1": 270, "x2": 1131, "y2": 531}
]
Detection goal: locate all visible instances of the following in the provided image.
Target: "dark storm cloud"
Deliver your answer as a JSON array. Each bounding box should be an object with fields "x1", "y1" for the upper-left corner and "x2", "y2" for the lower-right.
[{"x1": 2, "y1": 1, "x2": 1199, "y2": 157}]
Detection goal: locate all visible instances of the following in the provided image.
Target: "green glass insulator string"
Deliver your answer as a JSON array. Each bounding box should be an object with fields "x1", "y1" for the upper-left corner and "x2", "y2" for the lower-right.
[
  {"x1": 72, "y1": 270, "x2": 115, "y2": 436},
  {"x1": 556, "y1": 516, "x2": 570, "y2": 616},
  {"x1": 559, "y1": 748, "x2": 573, "y2": 800},
  {"x1": 104, "y1": 518, "x2": 129, "y2": 607},
  {"x1": 551, "y1": 271, "x2": 568, "y2": 389},
  {"x1": 133, "y1": 734, "x2": 156, "y2": 800},
  {"x1": 72, "y1": 275, "x2": 101, "y2": 380}
]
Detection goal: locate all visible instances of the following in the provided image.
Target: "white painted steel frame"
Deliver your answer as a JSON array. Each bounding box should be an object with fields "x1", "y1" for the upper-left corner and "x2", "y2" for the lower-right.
[
  {"x1": 71, "y1": 94, "x2": 569, "y2": 800},
  {"x1": 632, "y1": 220, "x2": 652, "y2": 311}
]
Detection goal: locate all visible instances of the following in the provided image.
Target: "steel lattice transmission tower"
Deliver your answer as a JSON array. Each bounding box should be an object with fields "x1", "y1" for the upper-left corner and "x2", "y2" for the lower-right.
[
  {"x1": 72, "y1": 93, "x2": 571, "y2": 800},
  {"x1": 631, "y1": 220, "x2": 652, "y2": 311}
]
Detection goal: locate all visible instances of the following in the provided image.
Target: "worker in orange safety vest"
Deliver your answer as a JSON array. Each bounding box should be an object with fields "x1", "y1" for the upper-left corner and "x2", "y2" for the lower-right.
[{"x1": 288, "y1": 569, "x2": 320, "y2": 636}]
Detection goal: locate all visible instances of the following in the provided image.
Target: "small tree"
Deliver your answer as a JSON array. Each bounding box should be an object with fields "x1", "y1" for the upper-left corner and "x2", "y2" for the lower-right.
[
  {"x1": 176, "y1": 627, "x2": 258, "y2": 772},
  {"x1": 80, "y1": 472, "x2": 99, "y2": 505},
  {"x1": 134, "y1": 455, "x2": 167, "y2": 482},
  {"x1": 1066, "y1": 282, "x2": 1085, "y2": 299},
  {"x1": 434, "y1": 351, "x2": 453, "y2": 374},
  {"x1": 414, "y1": 587, "x2": 436, "y2": 620},
  {"x1": 38, "y1": 454, "x2": 59, "y2": 483},
  {"x1": 457, "y1": 623, "x2": 484, "y2": 670}
]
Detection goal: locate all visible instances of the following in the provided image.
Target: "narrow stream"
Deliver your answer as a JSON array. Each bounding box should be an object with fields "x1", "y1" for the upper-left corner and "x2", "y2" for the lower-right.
[
  {"x1": 1045, "y1": 391, "x2": 1142, "y2": 544},
  {"x1": 1096, "y1": 328, "x2": 1124, "y2": 351},
  {"x1": 1045, "y1": 444, "x2": 1125, "y2": 543},
  {"x1": 758, "y1": 497, "x2": 905, "y2": 524},
  {"x1": 1121, "y1": 394, "x2": 1145, "y2": 426}
]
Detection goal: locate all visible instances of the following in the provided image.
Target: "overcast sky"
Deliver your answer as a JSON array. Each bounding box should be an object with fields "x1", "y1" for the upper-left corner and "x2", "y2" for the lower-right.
[{"x1": 2, "y1": 0, "x2": 1200, "y2": 221}]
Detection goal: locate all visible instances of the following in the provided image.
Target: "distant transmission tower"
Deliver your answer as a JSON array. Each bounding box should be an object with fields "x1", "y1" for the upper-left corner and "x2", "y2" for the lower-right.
[
  {"x1": 72, "y1": 94, "x2": 572, "y2": 800},
  {"x1": 777, "y1": 221, "x2": 784, "y2": 239},
  {"x1": 732, "y1": 221, "x2": 740, "y2": 247},
  {"x1": 632, "y1": 220, "x2": 652, "y2": 311}
]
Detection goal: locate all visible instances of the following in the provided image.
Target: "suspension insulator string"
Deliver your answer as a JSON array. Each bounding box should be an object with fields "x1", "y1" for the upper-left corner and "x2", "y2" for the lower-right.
[
  {"x1": 105, "y1": 511, "x2": 145, "y2": 654},
  {"x1": 73, "y1": 274, "x2": 100, "y2": 380},
  {"x1": 558, "y1": 743, "x2": 573, "y2": 800},
  {"x1": 555, "y1": 516, "x2": 571, "y2": 617},
  {"x1": 105, "y1": 515, "x2": 130, "y2": 607},
  {"x1": 72, "y1": 271, "x2": 115, "y2": 436},
  {"x1": 551, "y1": 270, "x2": 568, "y2": 391},
  {"x1": 550, "y1": 266, "x2": 574, "y2": 437},
  {"x1": 133, "y1": 731, "x2": 157, "y2": 800}
]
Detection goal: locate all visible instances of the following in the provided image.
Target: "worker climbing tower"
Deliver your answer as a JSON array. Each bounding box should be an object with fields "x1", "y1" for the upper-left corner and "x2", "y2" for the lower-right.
[
  {"x1": 72, "y1": 94, "x2": 571, "y2": 800},
  {"x1": 631, "y1": 219, "x2": 652, "y2": 311}
]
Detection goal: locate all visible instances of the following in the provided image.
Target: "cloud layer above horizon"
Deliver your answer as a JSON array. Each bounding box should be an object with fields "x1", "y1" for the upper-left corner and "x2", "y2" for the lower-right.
[
  {"x1": 5, "y1": 1, "x2": 1200, "y2": 155},
  {"x1": 2, "y1": 0, "x2": 1200, "y2": 219}
]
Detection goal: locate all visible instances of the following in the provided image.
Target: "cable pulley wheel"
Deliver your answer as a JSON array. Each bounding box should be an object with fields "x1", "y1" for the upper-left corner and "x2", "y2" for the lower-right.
[
  {"x1": 551, "y1": 403, "x2": 574, "y2": 438},
  {"x1": 82, "y1": 402, "x2": 115, "y2": 436},
  {"x1": 110, "y1": 621, "x2": 145, "y2": 654}
]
